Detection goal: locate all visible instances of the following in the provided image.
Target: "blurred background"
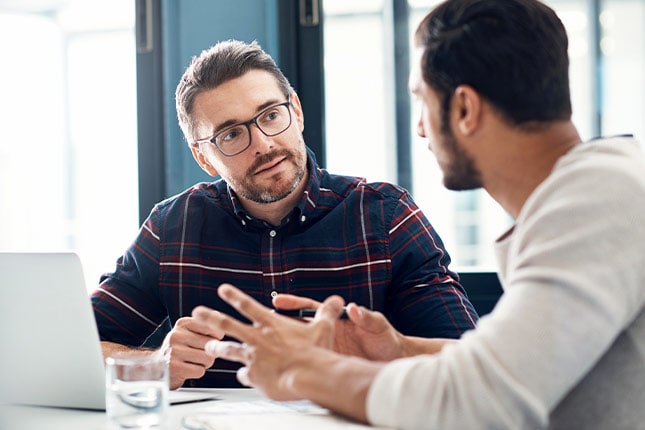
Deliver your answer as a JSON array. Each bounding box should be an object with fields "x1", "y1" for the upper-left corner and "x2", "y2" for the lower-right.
[{"x1": 1, "y1": 0, "x2": 643, "y2": 291}]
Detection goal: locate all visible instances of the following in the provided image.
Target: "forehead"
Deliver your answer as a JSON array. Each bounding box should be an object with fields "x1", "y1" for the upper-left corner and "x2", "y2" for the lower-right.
[
  {"x1": 192, "y1": 69, "x2": 284, "y2": 130},
  {"x1": 408, "y1": 47, "x2": 425, "y2": 95},
  {"x1": 192, "y1": 69, "x2": 286, "y2": 139}
]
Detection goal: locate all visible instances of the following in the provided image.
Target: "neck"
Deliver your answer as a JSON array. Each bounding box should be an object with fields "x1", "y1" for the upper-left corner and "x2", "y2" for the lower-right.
[{"x1": 482, "y1": 121, "x2": 581, "y2": 219}]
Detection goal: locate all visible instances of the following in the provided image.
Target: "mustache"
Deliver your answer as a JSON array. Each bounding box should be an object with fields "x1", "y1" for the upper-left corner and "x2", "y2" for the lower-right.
[{"x1": 247, "y1": 149, "x2": 293, "y2": 175}]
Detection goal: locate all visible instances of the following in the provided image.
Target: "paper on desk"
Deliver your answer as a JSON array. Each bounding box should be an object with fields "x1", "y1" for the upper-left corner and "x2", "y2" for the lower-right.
[{"x1": 180, "y1": 399, "x2": 385, "y2": 429}]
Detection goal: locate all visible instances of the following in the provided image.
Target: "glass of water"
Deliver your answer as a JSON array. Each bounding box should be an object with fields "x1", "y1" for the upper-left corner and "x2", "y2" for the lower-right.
[{"x1": 106, "y1": 353, "x2": 169, "y2": 429}]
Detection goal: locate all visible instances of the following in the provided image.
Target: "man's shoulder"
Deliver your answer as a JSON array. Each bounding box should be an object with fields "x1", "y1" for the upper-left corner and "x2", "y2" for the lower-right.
[
  {"x1": 320, "y1": 169, "x2": 409, "y2": 201},
  {"x1": 153, "y1": 180, "x2": 227, "y2": 214},
  {"x1": 556, "y1": 136, "x2": 645, "y2": 186},
  {"x1": 570, "y1": 135, "x2": 643, "y2": 165}
]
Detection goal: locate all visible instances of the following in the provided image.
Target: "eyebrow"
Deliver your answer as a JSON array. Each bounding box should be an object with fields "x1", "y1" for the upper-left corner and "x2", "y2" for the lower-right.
[{"x1": 211, "y1": 98, "x2": 284, "y2": 136}]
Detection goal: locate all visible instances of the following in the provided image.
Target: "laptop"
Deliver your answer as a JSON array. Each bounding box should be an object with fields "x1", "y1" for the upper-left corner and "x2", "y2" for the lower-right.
[{"x1": 0, "y1": 252, "x2": 218, "y2": 410}]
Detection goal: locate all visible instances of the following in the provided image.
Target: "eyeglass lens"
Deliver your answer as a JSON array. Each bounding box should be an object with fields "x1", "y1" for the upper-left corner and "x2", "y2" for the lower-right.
[{"x1": 215, "y1": 103, "x2": 291, "y2": 155}]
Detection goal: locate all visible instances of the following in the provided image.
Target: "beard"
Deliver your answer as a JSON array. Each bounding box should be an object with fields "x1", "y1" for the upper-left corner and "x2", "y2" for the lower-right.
[
  {"x1": 439, "y1": 117, "x2": 482, "y2": 191},
  {"x1": 233, "y1": 145, "x2": 307, "y2": 204}
]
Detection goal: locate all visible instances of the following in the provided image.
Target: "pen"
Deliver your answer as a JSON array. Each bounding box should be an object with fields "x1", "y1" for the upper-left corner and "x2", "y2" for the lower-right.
[{"x1": 274, "y1": 307, "x2": 349, "y2": 320}]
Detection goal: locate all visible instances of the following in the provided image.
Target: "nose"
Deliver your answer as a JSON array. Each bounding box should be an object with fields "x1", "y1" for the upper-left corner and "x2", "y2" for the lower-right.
[
  {"x1": 413, "y1": 103, "x2": 427, "y2": 138},
  {"x1": 249, "y1": 122, "x2": 274, "y2": 154},
  {"x1": 416, "y1": 116, "x2": 426, "y2": 138}
]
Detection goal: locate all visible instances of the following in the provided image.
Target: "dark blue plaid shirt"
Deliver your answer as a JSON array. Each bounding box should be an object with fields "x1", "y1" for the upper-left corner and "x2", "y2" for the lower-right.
[{"x1": 92, "y1": 150, "x2": 478, "y2": 387}]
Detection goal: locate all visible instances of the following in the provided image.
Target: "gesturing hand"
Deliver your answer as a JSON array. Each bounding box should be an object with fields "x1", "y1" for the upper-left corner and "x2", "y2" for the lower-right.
[
  {"x1": 192, "y1": 283, "x2": 346, "y2": 400},
  {"x1": 157, "y1": 316, "x2": 225, "y2": 389},
  {"x1": 273, "y1": 294, "x2": 408, "y2": 361}
]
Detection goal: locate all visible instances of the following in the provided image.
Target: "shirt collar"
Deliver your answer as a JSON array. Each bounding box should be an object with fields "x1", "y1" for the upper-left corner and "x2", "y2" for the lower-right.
[{"x1": 226, "y1": 147, "x2": 323, "y2": 227}]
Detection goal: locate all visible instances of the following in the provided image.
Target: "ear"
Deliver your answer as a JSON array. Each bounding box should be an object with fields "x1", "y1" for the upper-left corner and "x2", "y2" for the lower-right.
[
  {"x1": 452, "y1": 85, "x2": 482, "y2": 136},
  {"x1": 289, "y1": 92, "x2": 305, "y2": 132},
  {"x1": 190, "y1": 144, "x2": 219, "y2": 177}
]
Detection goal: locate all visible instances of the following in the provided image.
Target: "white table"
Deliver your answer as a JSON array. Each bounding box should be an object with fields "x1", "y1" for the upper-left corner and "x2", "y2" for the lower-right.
[{"x1": 0, "y1": 388, "x2": 385, "y2": 429}]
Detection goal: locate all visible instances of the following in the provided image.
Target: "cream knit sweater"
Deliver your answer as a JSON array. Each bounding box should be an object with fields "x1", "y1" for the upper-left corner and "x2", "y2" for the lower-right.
[{"x1": 367, "y1": 136, "x2": 645, "y2": 429}]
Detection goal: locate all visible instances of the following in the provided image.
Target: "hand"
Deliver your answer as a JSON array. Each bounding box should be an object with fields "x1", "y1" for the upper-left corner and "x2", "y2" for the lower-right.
[
  {"x1": 273, "y1": 294, "x2": 407, "y2": 361},
  {"x1": 192, "y1": 283, "x2": 345, "y2": 400},
  {"x1": 157, "y1": 316, "x2": 225, "y2": 389}
]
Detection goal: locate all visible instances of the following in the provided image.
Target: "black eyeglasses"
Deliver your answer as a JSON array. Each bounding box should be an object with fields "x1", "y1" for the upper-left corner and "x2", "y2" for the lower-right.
[{"x1": 195, "y1": 100, "x2": 292, "y2": 157}]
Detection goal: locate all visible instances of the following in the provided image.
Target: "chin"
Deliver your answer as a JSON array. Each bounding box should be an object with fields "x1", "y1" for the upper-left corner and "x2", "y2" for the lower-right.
[
  {"x1": 443, "y1": 176, "x2": 482, "y2": 191},
  {"x1": 249, "y1": 176, "x2": 302, "y2": 204}
]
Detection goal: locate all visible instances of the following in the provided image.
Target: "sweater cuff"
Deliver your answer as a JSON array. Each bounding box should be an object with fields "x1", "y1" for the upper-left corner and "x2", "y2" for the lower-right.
[{"x1": 366, "y1": 356, "x2": 426, "y2": 428}]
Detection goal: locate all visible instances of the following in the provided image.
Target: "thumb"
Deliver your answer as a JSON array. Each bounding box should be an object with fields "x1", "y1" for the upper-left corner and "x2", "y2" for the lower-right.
[
  {"x1": 346, "y1": 303, "x2": 390, "y2": 333},
  {"x1": 314, "y1": 295, "x2": 345, "y2": 322}
]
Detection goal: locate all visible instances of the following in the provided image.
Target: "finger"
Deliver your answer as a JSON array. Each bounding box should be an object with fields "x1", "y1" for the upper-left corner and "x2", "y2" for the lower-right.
[
  {"x1": 171, "y1": 324, "x2": 225, "y2": 351},
  {"x1": 165, "y1": 346, "x2": 216, "y2": 389},
  {"x1": 237, "y1": 366, "x2": 252, "y2": 387},
  {"x1": 272, "y1": 294, "x2": 321, "y2": 310},
  {"x1": 175, "y1": 315, "x2": 226, "y2": 340},
  {"x1": 192, "y1": 305, "x2": 259, "y2": 345},
  {"x1": 346, "y1": 303, "x2": 389, "y2": 333},
  {"x1": 345, "y1": 302, "x2": 362, "y2": 321},
  {"x1": 204, "y1": 340, "x2": 252, "y2": 364},
  {"x1": 217, "y1": 284, "x2": 277, "y2": 326},
  {"x1": 314, "y1": 295, "x2": 345, "y2": 322},
  {"x1": 166, "y1": 339, "x2": 215, "y2": 368},
  {"x1": 168, "y1": 358, "x2": 211, "y2": 389}
]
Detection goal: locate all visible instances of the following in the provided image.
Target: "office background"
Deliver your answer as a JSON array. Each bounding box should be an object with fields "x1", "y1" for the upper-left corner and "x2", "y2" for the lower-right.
[{"x1": 1, "y1": 0, "x2": 643, "y2": 291}]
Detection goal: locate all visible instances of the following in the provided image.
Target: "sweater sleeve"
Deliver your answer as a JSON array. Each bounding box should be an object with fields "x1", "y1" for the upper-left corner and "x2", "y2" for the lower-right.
[{"x1": 366, "y1": 141, "x2": 645, "y2": 429}]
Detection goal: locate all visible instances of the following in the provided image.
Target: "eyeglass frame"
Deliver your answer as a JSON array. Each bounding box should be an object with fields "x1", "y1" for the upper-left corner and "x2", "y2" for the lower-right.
[{"x1": 193, "y1": 100, "x2": 293, "y2": 157}]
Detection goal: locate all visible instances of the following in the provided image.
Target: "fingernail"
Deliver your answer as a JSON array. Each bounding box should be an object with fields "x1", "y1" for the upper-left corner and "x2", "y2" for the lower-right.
[{"x1": 205, "y1": 340, "x2": 219, "y2": 355}]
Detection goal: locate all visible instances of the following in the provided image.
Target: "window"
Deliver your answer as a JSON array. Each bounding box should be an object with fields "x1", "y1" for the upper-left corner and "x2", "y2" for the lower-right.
[
  {"x1": 0, "y1": 0, "x2": 139, "y2": 291},
  {"x1": 600, "y1": 0, "x2": 645, "y2": 140},
  {"x1": 323, "y1": 0, "x2": 396, "y2": 184},
  {"x1": 323, "y1": 0, "x2": 644, "y2": 271}
]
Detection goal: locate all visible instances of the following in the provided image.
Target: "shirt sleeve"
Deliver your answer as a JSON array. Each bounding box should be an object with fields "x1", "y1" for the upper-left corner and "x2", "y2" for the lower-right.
[
  {"x1": 386, "y1": 190, "x2": 479, "y2": 338},
  {"x1": 91, "y1": 205, "x2": 168, "y2": 346}
]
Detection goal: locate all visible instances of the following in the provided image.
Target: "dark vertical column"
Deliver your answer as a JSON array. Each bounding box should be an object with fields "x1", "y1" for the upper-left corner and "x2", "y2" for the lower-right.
[
  {"x1": 276, "y1": 0, "x2": 326, "y2": 166},
  {"x1": 392, "y1": 0, "x2": 412, "y2": 192},
  {"x1": 135, "y1": 0, "x2": 165, "y2": 225}
]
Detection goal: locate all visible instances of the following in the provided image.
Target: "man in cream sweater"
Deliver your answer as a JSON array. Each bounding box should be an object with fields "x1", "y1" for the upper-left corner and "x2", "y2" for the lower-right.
[{"x1": 192, "y1": 0, "x2": 645, "y2": 428}]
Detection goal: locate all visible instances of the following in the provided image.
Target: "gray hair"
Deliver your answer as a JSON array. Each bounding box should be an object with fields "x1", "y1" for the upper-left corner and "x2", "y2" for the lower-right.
[{"x1": 175, "y1": 39, "x2": 293, "y2": 144}]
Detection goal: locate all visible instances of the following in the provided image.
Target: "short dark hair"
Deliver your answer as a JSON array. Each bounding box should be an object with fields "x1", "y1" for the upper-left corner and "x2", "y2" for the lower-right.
[
  {"x1": 175, "y1": 40, "x2": 293, "y2": 143},
  {"x1": 414, "y1": 0, "x2": 572, "y2": 129}
]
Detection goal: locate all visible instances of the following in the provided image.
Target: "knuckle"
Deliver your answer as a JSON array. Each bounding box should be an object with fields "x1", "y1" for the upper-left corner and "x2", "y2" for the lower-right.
[
  {"x1": 236, "y1": 298, "x2": 253, "y2": 314},
  {"x1": 166, "y1": 330, "x2": 182, "y2": 345},
  {"x1": 218, "y1": 317, "x2": 235, "y2": 331},
  {"x1": 174, "y1": 317, "x2": 191, "y2": 326}
]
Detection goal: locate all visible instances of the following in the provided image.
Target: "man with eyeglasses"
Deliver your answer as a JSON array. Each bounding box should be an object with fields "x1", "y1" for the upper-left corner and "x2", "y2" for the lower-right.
[{"x1": 91, "y1": 39, "x2": 479, "y2": 389}]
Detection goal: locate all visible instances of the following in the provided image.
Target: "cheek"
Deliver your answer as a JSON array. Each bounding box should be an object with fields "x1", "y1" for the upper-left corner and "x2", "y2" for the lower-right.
[{"x1": 200, "y1": 147, "x2": 235, "y2": 177}]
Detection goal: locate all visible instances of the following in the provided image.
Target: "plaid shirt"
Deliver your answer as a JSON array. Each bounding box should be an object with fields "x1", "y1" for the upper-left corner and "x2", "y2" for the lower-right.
[{"x1": 92, "y1": 150, "x2": 478, "y2": 387}]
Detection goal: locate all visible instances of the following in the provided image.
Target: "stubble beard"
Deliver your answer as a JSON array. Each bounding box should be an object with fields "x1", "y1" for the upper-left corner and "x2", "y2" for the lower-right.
[
  {"x1": 236, "y1": 147, "x2": 306, "y2": 204},
  {"x1": 440, "y1": 119, "x2": 482, "y2": 191}
]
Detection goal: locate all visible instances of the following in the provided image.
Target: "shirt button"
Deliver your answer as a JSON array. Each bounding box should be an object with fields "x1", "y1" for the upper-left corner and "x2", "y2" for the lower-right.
[
  {"x1": 269, "y1": 230, "x2": 277, "y2": 237},
  {"x1": 270, "y1": 291, "x2": 278, "y2": 298}
]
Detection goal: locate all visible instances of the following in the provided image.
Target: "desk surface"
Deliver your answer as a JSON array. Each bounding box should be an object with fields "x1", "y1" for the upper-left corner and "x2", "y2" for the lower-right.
[{"x1": 0, "y1": 388, "x2": 386, "y2": 429}]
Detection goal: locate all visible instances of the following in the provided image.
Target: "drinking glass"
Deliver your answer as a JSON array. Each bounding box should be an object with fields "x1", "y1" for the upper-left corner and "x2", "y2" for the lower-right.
[{"x1": 106, "y1": 354, "x2": 169, "y2": 429}]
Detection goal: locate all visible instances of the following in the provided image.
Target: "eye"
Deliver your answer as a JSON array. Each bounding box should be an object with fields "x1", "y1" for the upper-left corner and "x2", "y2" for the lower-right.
[
  {"x1": 218, "y1": 126, "x2": 244, "y2": 143},
  {"x1": 261, "y1": 108, "x2": 280, "y2": 123}
]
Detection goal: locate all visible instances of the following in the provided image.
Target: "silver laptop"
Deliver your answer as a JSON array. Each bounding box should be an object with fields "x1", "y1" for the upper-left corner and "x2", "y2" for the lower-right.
[{"x1": 0, "y1": 252, "x2": 217, "y2": 410}]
